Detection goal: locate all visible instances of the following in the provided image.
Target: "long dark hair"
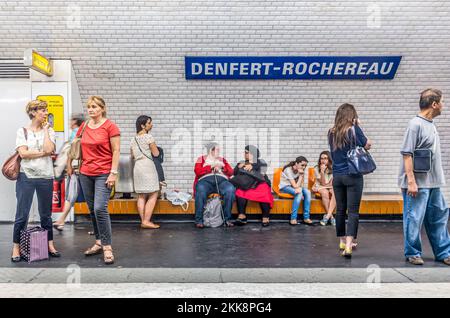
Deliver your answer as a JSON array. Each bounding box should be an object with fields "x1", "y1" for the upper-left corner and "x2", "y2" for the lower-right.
[
  {"x1": 135, "y1": 115, "x2": 152, "y2": 133},
  {"x1": 316, "y1": 150, "x2": 332, "y2": 173},
  {"x1": 283, "y1": 156, "x2": 308, "y2": 172},
  {"x1": 329, "y1": 103, "x2": 358, "y2": 150}
]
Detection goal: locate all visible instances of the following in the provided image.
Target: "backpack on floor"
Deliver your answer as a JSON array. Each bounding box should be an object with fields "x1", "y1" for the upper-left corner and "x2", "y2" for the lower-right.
[
  {"x1": 203, "y1": 195, "x2": 224, "y2": 228},
  {"x1": 203, "y1": 173, "x2": 226, "y2": 228}
]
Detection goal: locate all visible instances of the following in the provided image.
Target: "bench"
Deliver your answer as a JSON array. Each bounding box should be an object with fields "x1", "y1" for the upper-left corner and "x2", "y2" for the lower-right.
[
  {"x1": 74, "y1": 194, "x2": 403, "y2": 216},
  {"x1": 74, "y1": 167, "x2": 403, "y2": 216}
]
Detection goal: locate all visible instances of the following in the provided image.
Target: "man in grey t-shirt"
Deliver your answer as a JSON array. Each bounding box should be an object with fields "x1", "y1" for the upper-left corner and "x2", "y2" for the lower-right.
[{"x1": 399, "y1": 88, "x2": 450, "y2": 266}]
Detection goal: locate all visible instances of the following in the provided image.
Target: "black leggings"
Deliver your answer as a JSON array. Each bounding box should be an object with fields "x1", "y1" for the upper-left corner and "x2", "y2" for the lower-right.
[
  {"x1": 333, "y1": 174, "x2": 364, "y2": 238},
  {"x1": 236, "y1": 196, "x2": 271, "y2": 219}
]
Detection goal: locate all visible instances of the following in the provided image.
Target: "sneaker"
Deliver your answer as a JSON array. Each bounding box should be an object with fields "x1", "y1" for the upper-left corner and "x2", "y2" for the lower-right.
[
  {"x1": 407, "y1": 256, "x2": 424, "y2": 265},
  {"x1": 442, "y1": 256, "x2": 450, "y2": 266},
  {"x1": 320, "y1": 215, "x2": 329, "y2": 226},
  {"x1": 330, "y1": 218, "x2": 336, "y2": 227}
]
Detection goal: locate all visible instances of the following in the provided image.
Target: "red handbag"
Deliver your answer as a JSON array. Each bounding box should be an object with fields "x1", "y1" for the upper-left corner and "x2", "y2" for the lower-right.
[{"x1": 2, "y1": 128, "x2": 27, "y2": 181}]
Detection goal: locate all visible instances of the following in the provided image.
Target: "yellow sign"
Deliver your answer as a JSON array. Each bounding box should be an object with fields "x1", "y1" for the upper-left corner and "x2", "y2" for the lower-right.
[
  {"x1": 37, "y1": 95, "x2": 64, "y2": 132},
  {"x1": 24, "y1": 49, "x2": 53, "y2": 76}
]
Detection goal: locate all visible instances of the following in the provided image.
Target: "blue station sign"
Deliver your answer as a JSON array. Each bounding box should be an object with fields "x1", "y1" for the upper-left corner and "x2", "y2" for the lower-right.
[{"x1": 185, "y1": 56, "x2": 402, "y2": 80}]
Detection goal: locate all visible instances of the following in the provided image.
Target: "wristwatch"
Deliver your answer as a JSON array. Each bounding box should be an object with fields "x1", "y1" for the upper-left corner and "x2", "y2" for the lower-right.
[{"x1": 110, "y1": 169, "x2": 118, "y2": 175}]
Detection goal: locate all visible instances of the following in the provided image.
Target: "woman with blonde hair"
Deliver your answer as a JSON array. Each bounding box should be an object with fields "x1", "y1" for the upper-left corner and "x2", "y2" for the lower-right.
[
  {"x1": 328, "y1": 103, "x2": 372, "y2": 258},
  {"x1": 11, "y1": 100, "x2": 60, "y2": 262},
  {"x1": 67, "y1": 96, "x2": 120, "y2": 265}
]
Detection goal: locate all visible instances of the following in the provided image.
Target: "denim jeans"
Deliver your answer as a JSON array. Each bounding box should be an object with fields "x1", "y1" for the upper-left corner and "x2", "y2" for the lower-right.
[
  {"x1": 194, "y1": 175, "x2": 235, "y2": 224},
  {"x1": 280, "y1": 186, "x2": 311, "y2": 220},
  {"x1": 402, "y1": 188, "x2": 450, "y2": 261},
  {"x1": 79, "y1": 173, "x2": 113, "y2": 245},
  {"x1": 13, "y1": 173, "x2": 54, "y2": 244},
  {"x1": 333, "y1": 174, "x2": 364, "y2": 238}
]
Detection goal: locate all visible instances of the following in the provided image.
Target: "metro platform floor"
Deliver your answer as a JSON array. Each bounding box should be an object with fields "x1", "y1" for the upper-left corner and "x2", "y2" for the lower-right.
[{"x1": 1, "y1": 222, "x2": 449, "y2": 269}]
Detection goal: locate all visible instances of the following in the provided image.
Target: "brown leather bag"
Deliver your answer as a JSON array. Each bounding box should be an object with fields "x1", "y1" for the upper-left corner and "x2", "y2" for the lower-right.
[
  {"x1": 68, "y1": 120, "x2": 89, "y2": 160},
  {"x1": 2, "y1": 128, "x2": 27, "y2": 181}
]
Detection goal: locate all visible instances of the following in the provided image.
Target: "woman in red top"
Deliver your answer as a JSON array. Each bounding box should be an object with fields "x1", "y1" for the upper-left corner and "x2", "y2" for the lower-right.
[
  {"x1": 67, "y1": 96, "x2": 120, "y2": 265},
  {"x1": 193, "y1": 142, "x2": 235, "y2": 228}
]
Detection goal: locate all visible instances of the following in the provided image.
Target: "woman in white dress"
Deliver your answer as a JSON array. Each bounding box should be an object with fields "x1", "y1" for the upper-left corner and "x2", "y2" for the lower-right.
[{"x1": 130, "y1": 115, "x2": 160, "y2": 229}]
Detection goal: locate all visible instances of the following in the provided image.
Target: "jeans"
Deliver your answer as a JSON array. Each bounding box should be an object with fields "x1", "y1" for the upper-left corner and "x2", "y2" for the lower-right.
[
  {"x1": 333, "y1": 174, "x2": 364, "y2": 238},
  {"x1": 236, "y1": 196, "x2": 271, "y2": 219},
  {"x1": 280, "y1": 186, "x2": 311, "y2": 220},
  {"x1": 13, "y1": 173, "x2": 53, "y2": 244},
  {"x1": 402, "y1": 188, "x2": 450, "y2": 261},
  {"x1": 195, "y1": 175, "x2": 235, "y2": 224},
  {"x1": 79, "y1": 173, "x2": 113, "y2": 245}
]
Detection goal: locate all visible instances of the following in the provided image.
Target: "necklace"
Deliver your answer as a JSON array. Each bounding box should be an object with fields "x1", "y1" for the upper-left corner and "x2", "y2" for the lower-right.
[
  {"x1": 90, "y1": 118, "x2": 106, "y2": 128},
  {"x1": 28, "y1": 127, "x2": 42, "y2": 151}
]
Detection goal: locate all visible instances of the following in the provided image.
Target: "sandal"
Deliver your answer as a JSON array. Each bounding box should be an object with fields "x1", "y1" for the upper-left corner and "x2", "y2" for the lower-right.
[
  {"x1": 234, "y1": 217, "x2": 248, "y2": 226},
  {"x1": 84, "y1": 243, "x2": 102, "y2": 256},
  {"x1": 141, "y1": 223, "x2": 161, "y2": 229},
  {"x1": 289, "y1": 219, "x2": 298, "y2": 226},
  {"x1": 319, "y1": 215, "x2": 330, "y2": 226},
  {"x1": 103, "y1": 246, "x2": 115, "y2": 265},
  {"x1": 53, "y1": 222, "x2": 64, "y2": 232}
]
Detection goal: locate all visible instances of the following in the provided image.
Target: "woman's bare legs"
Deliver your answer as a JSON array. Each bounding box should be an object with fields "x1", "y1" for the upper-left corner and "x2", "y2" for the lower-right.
[
  {"x1": 12, "y1": 243, "x2": 20, "y2": 258},
  {"x1": 318, "y1": 188, "x2": 331, "y2": 214},
  {"x1": 54, "y1": 200, "x2": 72, "y2": 227},
  {"x1": 137, "y1": 193, "x2": 148, "y2": 223},
  {"x1": 328, "y1": 188, "x2": 336, "y2": 217},
  {"x1": 142, "y1": 192, "x2": 159, "y2": 226},
  {"x1": 319, "y1": 188, "x2": 336, "y2": 220}
]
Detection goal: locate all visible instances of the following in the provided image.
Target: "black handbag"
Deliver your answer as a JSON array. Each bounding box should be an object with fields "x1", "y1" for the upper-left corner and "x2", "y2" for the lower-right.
[
  {"x1": 230, "y1": 168, "x2": 265, "y2": 190},
  {"x1": 230, "y1": 173, "x2": 258, "y2": 190},
  {"x1": 152, "y1": 147, "x2": 165, "y2": 182},
  {"x1": 134, "y1": 138, "x2": 165, "y2": 182},
  {"x1": 413, "y1": 127, "x2": 436, "y2": 173},
  {"x1": 413, "y1": 149, "x2": 432, "y2": 173},
  {"x1": 347, "y1": 126, "x2": 377, "y2": 175}
]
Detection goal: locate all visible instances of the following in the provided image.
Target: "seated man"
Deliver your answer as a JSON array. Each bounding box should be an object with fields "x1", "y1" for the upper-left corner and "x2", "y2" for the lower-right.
[{"x1": 193, "y1": 142, "x2": 235, "y2": 228}]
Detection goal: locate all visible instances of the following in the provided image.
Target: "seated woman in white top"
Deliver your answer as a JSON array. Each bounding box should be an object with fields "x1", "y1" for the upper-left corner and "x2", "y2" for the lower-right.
[{"x1": 279, "y1": 156, "x2": 313, "y2": 226}]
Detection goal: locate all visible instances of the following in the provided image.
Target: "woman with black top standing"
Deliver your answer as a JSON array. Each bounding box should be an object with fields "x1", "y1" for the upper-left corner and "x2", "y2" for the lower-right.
[{"x1": 328, "y1": 103, "x2": 372, "y2": 258}]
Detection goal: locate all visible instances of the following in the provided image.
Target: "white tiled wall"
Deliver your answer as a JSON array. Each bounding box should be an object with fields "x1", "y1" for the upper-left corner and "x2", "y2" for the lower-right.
[{"x1": 1, "y1": 1, "x2": 449, "y2": 197}]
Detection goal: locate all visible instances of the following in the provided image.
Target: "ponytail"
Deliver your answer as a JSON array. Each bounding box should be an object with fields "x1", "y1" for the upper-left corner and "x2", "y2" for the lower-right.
[
  {"x1": 282, "y1": 156, "x2": 308, "y2": 172},
  {"x1": 282, "y1": 160, "x2": 296, "y2": 172}
]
